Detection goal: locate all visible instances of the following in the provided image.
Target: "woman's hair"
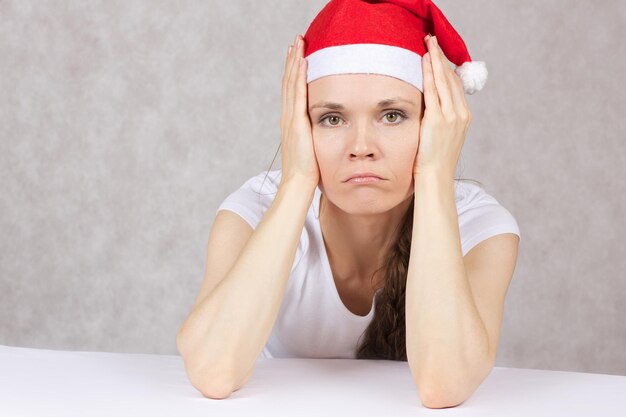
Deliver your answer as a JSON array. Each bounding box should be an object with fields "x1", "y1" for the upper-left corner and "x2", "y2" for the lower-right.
[{"x1": 259, "y1": 144, "x2": 482, "y2": 361}]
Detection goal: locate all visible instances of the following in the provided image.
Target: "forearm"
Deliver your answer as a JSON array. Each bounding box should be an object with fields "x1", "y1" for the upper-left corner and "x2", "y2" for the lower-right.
[
  {"x1": 405, "y1": 172, "x2": 490, "y2": 404},
  {"x1": 178, "y1": 179, "x2": 315, "y2": 394}
]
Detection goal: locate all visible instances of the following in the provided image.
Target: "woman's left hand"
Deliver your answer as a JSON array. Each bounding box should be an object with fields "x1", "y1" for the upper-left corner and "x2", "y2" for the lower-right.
[{"x1": 413, "y1": 34, "x2": 472, "y2": 181}]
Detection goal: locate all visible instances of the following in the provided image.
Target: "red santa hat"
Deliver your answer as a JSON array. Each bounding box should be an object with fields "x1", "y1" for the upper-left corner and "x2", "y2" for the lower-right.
[{"x1": 303, "y1": 0, "x2": 488, "y2": 95}]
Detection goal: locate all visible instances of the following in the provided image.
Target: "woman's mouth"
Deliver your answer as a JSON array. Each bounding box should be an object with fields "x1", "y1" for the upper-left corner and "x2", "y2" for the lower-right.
[{"x1": 346, "y1": 176, "x2": 383, "y2": 184}]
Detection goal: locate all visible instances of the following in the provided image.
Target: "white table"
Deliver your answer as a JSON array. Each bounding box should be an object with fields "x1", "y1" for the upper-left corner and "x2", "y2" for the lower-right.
[{"x1": 1, "y1": 344, "x2": 624, "y2": 416}]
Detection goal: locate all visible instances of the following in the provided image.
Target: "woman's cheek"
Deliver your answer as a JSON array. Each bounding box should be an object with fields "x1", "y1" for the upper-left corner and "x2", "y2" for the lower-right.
[
  {"x1": 312, "y1": 136, "x2": 331, "y2": 193},
  {"x1": 312, "y1": 135, "x2": 333, "y2": 175}
]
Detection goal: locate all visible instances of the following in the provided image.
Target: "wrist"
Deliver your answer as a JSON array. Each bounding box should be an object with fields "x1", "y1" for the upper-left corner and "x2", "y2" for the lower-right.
[
  {"x1": 414, "y1": 170, "x2": 455, "y2": 188},
  {"x1": 279, "y1": 175, "x2": 317, "y2": 200}
]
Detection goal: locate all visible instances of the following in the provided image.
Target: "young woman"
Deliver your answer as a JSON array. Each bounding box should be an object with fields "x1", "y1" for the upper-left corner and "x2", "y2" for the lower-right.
[{"x1": 177, "y1": 0, "x2": 520, "y2": 408}]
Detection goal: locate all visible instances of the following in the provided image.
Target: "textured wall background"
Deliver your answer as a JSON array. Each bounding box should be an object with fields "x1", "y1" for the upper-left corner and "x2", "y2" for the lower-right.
[{"x1": 1, "y1": 1, "x2": 624, "y2": 375}]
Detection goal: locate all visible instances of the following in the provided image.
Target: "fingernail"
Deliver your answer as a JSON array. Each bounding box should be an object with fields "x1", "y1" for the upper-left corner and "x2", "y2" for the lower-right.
[{"x1": 432, "y1": 36, "x2": 438, "y2": 46}]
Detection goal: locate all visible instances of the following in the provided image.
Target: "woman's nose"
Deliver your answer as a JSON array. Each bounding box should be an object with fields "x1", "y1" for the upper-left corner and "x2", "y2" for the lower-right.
[{"x1": 349, "y1": 126, "x2": 377, "y2": 159}]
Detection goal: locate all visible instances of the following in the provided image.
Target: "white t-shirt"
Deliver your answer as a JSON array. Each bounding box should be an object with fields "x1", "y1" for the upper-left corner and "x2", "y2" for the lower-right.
[{"x1": 216, "y1": 169, "x2": 521, "y2": 359}]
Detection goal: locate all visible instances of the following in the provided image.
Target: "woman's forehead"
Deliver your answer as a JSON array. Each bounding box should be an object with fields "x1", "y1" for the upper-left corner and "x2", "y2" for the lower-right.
[{"x1": 308, "y1": 74, "x2": 422, "y2": 106}]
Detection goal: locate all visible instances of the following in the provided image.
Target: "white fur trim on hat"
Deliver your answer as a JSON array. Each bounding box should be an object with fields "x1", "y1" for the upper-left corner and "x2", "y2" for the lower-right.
[
  {"x1": 306, "y1": 43, "x2": 488, "y2": 95},
  {"x1": 306, "y1": 44, "x2": 424, "y2": 93}
]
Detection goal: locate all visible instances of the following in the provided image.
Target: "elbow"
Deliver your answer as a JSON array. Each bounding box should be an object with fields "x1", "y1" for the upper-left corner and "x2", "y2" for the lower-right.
[
  {"x1": 415, "y1": 376, "x2": 467, "y2": 409},
  {"x1": 416, "y1": 368, "x2": 492, "y2": 408},
  {"x1": 419, "y1": 388, "x2": 465, "y2": 409},
  {"x1": 413, "y1": 358, "x2": 493, "y2": 409},
  {"x1": 418, "y1": 382, "x2": 466, "y2": 409},
  {"x1": 187, "y1": 363, "x2": 237, "y2": 400},
  {"x1": 177, "y1": 342, "x2": 237, "y2": 400},
  {"x1": 421, "y1": 398, "x2": 464, "y2": 409},
  {"x1": 196, "y1": 380, "x2": 235, "y2": 400},
  {"x1": 191, "y1": 362, "x2": 254, "y2": 399}
]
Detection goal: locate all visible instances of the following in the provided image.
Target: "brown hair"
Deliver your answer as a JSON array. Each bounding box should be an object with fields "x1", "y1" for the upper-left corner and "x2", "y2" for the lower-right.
[{"x1": 259, "y1": 146, "x2": 482, "y2": 361}]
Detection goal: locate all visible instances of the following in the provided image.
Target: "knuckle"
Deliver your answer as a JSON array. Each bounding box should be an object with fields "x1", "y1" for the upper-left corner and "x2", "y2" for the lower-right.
[
  {"x1": 459, "y1": 111, "x2": 471, "y2": 123},
  {"x1": 443, "y1": 112, "x2": 457, "y2": 124}
]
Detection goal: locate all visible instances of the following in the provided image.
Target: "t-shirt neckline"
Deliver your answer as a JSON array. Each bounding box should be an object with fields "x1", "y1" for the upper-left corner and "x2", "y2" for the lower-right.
[{"x1": 312, "y1": 187, "x2": 378, "y2": 321}]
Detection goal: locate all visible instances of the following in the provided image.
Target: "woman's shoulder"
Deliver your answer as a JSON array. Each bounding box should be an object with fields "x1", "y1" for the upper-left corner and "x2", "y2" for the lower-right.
[
  {"x1": 215, "y1": 169, "x2": 284, "y2": 230},
  {"x1": 239, "y1": 168, "x2": 283, "y2": 193},
  {"x1": 454, "y1": 180, "x2": 514, "y2": 214},
  {"x1": 454, "y1": 179, "x2": 488, "y2": 210},
  {"x1": 454, "y1": 179, "x2": 521, "y2": 254}
]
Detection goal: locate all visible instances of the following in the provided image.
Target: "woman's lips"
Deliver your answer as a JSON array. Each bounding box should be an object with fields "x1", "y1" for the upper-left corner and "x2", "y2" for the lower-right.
[{"x1": 346, "y1": 176, "x2": 383, "y2": 184}]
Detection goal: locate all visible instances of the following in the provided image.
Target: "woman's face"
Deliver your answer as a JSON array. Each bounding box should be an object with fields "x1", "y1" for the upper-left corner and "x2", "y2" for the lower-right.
[{"x1": 307, "y1": 74, "x2": 424, "y2": 215}]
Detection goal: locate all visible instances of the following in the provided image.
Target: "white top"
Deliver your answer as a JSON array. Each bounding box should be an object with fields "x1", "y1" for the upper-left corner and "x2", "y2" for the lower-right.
[{"x1": 216, "y1": 169, "x2": 521, "y2": 359}]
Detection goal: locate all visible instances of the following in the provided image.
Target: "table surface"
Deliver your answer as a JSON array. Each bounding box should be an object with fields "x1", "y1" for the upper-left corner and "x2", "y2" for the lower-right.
[{"x1": 1, "y1": 344, "x2": 625, "y2": 416}]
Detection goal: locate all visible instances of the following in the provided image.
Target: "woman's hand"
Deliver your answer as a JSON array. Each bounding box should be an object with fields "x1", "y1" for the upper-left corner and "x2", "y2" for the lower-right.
[
  {"x1": 279, "y1": 34, "x2": 320, "y2": 190},
  {"x1": 414, "y1": 34, "x2": 472, "y2": 181}
]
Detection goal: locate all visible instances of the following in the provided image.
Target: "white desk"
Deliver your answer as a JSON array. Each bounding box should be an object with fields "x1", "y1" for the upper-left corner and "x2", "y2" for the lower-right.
[{"x1": 1, "y1": 344, "x2": 624, "y2": 416}]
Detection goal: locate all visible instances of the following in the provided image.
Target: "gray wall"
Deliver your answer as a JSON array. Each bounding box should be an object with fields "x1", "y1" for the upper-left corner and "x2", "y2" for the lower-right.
[{"x1": 1, "y1": 1, "x2": 624, "y2": 376}]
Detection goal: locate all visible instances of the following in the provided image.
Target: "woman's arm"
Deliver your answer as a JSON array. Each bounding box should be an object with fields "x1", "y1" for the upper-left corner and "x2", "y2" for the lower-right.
[
  {"x1": 405, "y1": 34, "x2": 491, "y2": 408},
  {"x1": 405, "y1": 173, "x2": 491, "y2": 408},
  {"x1": 176, "y1": 178, "x2": 315, "y2": 398}
]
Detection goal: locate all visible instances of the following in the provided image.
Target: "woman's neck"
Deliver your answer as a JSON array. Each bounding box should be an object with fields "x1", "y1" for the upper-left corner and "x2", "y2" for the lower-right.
[{"x1": 319, "y1": 193, "x2": 409, "y2": 284}]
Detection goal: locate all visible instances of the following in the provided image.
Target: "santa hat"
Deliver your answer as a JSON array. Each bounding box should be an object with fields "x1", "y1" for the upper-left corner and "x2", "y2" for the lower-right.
[{"x1": 303, "y1": 0, "x2": 487, "y2": 95}]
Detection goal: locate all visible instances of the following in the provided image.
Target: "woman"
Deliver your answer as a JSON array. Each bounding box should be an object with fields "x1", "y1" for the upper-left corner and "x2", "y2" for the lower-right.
[{"x1": 177, "y1": 0, "x2": 521, "y2": 408}]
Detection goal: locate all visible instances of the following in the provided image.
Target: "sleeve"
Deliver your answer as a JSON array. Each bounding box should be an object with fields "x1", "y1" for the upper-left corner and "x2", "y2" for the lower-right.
[
  {"x1": 458, "y1": 187, "x2": 521, "y2": 256},
  {"x1": 215, "y1": 170, "x2": 281, "y2": 230}
]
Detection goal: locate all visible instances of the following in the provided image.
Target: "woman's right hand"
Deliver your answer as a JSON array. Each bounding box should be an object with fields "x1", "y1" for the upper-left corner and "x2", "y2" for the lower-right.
[{"x1": 279, "y1": 34, "x2": 320, "y2": 191}]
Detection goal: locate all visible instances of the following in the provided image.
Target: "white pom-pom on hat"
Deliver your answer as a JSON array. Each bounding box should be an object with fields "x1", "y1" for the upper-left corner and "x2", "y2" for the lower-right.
[{"x1": 454, "y1": 60, "x2": 488, "y2": 95}]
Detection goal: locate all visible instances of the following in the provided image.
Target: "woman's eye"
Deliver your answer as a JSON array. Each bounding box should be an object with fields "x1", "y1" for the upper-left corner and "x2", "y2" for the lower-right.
[
  {"x1": 323, "y1": 115, "x2": 342, "y2": 126},
  {"x1": 384, "y1": 112, "x2": 402, "y2": 123},
  {"x1": 317, "y1": 111, "x2": 406, "y2": 127}
]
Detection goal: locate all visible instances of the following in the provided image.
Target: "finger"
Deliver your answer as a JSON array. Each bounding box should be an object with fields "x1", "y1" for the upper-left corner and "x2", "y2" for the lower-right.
[
  {"x1": 435, "y1": 48, "x2": 469, "y2": 117},
  {"x1": 427, "y1": 36, "x2": 454, "y2": 117},
  {"x1": 281, "y1": 44, "x2": 294, "y2": 127},
  {"x1": 295, "y1": 43, "x2": 309, "y2": 120},
  {"x1": 284, "y1": 36, "x2": 299, "y2": 126},
  {"x1": 449, "y1": 70, "x2": 470, "y2": 118},
  {"x1": 286, "y1": 35, "x2": 301, "y2": 124},
  {"x1": 422, "y1": 51, "x2": 440, "y2": 114}
]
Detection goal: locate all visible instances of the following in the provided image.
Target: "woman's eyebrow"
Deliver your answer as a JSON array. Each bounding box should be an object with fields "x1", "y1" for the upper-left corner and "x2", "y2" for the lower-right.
[{"x1": 309, "y1": 97, "x2": 416, "y2": 111}]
